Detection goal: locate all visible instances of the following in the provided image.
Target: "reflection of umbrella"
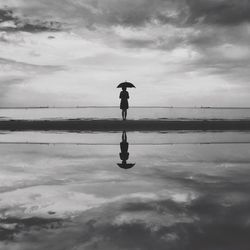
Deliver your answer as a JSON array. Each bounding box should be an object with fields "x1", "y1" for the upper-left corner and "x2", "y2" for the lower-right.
[
  {"x1": 117, "y1": 81, "x2": 136, "y2": 88},
  {"x1": 117, "y1": 163, "x2": 135, "y2": 169}
]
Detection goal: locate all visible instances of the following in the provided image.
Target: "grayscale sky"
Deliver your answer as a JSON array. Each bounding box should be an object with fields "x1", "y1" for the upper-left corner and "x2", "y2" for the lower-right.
[{"x1": 1, "y1": 0, "x2": 250, "y2": 107}]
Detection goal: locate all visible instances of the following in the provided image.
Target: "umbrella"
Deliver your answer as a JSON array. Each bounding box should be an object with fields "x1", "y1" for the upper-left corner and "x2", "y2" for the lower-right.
[
  {"x1": 117, "y1": 81, "x2": 136, "y2": 88},
  {"x1": 117, "y1": 163, "x2": 136, "y2": 169}
]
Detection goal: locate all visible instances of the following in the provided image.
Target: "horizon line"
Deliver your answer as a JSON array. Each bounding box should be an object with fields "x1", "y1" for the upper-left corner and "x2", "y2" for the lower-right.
[{"x1": 1, "y1": 106, "x2": 250, "y2": 109}]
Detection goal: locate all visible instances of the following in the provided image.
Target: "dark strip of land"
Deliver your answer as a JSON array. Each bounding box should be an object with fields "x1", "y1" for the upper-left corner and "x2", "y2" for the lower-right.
[{"x1": 0, "y1": 119, "x2": 250, "y2": 131}]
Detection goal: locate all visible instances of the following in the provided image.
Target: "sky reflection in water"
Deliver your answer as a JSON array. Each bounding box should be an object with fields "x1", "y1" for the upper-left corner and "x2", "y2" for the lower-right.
[{"x1": 0, "y1": 132, "x2": 250, "y2": 250}]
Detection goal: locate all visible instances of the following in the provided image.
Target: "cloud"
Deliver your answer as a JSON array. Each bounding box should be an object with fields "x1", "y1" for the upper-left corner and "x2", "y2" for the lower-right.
[
  {"x1": 5, "y1": 0, "x2": 250, "y2": 30},
  {"x1": 2, "y1": 0, "x2": 187, "y2": 28},
  {"x1": 0, "y1": 8, "x2": 14, "y2": 22},
  {"x1": 0, "y1": 8, "x2": 61, "y2": 33},
  {"x1": 0, "y1": 56, "x2": 64, "y2": 106},
  {"x1": 0, "y1": 217, "x2": 62, "y2": 241},
  {"x1": 0, "y1": 57, "x2": 63, "y2": 71},
  {"x1": 3, "y1": 191, "x2": 250, "y2": 250},
  {"x1": 0, "y1": 78, "x2": 22, "y2": 101},
  {"x1": 186, "y1": 0, "x2": 250, "y2": 26}
]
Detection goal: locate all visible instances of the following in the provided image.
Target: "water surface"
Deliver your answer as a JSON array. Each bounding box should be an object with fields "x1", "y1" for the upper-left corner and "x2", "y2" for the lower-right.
[
  {"x1": 0, "y1": 131, "x2": 250, "y2": 249},
  {"x1": 1, "y1": 107, "x2": 250, "y2": 120}
]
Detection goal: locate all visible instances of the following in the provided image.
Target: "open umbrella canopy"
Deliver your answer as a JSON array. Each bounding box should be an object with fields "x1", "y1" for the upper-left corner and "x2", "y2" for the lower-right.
[
  {"x1": 117, "y1": 81, "x2": 136, "y2": 88},
  {"x1": 117, "y1": 163, "x2": 136, "y2": 169}
]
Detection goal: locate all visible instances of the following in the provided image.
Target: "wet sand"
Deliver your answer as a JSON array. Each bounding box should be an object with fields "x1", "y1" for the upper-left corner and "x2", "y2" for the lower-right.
[{"x1": 0, "y1": 119, "x2": 250, "y2": 131}]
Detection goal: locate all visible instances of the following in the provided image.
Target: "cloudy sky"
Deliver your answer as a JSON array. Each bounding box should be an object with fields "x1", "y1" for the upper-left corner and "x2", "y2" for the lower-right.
[{"x1": 1, "y1": 0, "x2": 250, "y2": 107}]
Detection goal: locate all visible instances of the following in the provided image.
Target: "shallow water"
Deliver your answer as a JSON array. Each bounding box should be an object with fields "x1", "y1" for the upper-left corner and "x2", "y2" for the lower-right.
[
  {"x1": 1, "y1": 107, "x2": 250, "y2": 120},
  {"x1": 0, "y1": 131, "x2": 250, "y2": 249},
  {"x1": 1, "y1": 131, "x2": 250, "y2": 144}
]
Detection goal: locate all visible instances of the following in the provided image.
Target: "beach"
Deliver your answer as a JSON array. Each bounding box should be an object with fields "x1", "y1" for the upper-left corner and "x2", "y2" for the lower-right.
[{"x1": 0, "y1": 118, "x2": 250, "y2": 131}]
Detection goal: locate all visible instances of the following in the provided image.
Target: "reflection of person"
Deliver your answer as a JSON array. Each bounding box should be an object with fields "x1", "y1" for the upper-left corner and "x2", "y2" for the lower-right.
[
  {"x1": 119, "y1": 87, "x2": 129, "y2": 120},
  {"x1": 117, "y1": 131, "x2": 135, "y2": 170},
  {"x1": 120, "y1": 130, "x2": 129, "y2": 163}
]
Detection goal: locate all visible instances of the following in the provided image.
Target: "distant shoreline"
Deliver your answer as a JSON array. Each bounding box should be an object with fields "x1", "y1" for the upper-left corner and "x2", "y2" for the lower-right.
[
  {"x1": 1, "y1": 106, "x2": 250, "y2": 110},
  {"x1": 1, "y1": 119, "x2": 250, "y2": 131}
]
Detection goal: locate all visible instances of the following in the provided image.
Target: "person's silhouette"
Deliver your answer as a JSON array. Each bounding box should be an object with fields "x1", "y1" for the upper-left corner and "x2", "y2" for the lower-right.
[
  {"x1": 119, "y1": 87, "x2": 129, "y2": 120},
  {"x1": 117, "y1": 131, "x2": 135, "y2": 169},
  {"x1": 120, "y1": 130, "x2": 129, "y2": 162}
]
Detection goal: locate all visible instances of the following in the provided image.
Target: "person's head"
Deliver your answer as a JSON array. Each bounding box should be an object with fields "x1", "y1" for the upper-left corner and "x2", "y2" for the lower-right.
[{"x1": 122, "y1": 86, "x2": 127, "y2": 91}]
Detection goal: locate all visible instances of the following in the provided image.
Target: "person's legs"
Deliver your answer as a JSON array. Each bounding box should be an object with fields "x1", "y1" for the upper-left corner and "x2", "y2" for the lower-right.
[
  {"x1": 122, "y1": 110, "x2": 125, "y2": 120},
  {"x1": 124, "y1": 110, "x2": 127, "y2": 120}
]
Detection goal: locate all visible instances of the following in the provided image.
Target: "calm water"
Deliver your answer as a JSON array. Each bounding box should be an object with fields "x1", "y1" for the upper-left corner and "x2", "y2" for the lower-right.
[
  {"x1": 0, "y1": 131, "x2": 250, "y2": 249},
  {"x1": 1, "y1": 107, "x2": 250, "y2": 120}
]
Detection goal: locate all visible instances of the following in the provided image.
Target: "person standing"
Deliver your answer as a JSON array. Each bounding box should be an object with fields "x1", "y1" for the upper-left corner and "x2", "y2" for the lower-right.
[
  {"x1": 120, "y1": 86, "x2": 129, "y2": 120},
  {"x1": 117, "y1": 81, "x2": 135, "y2": 120}
]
